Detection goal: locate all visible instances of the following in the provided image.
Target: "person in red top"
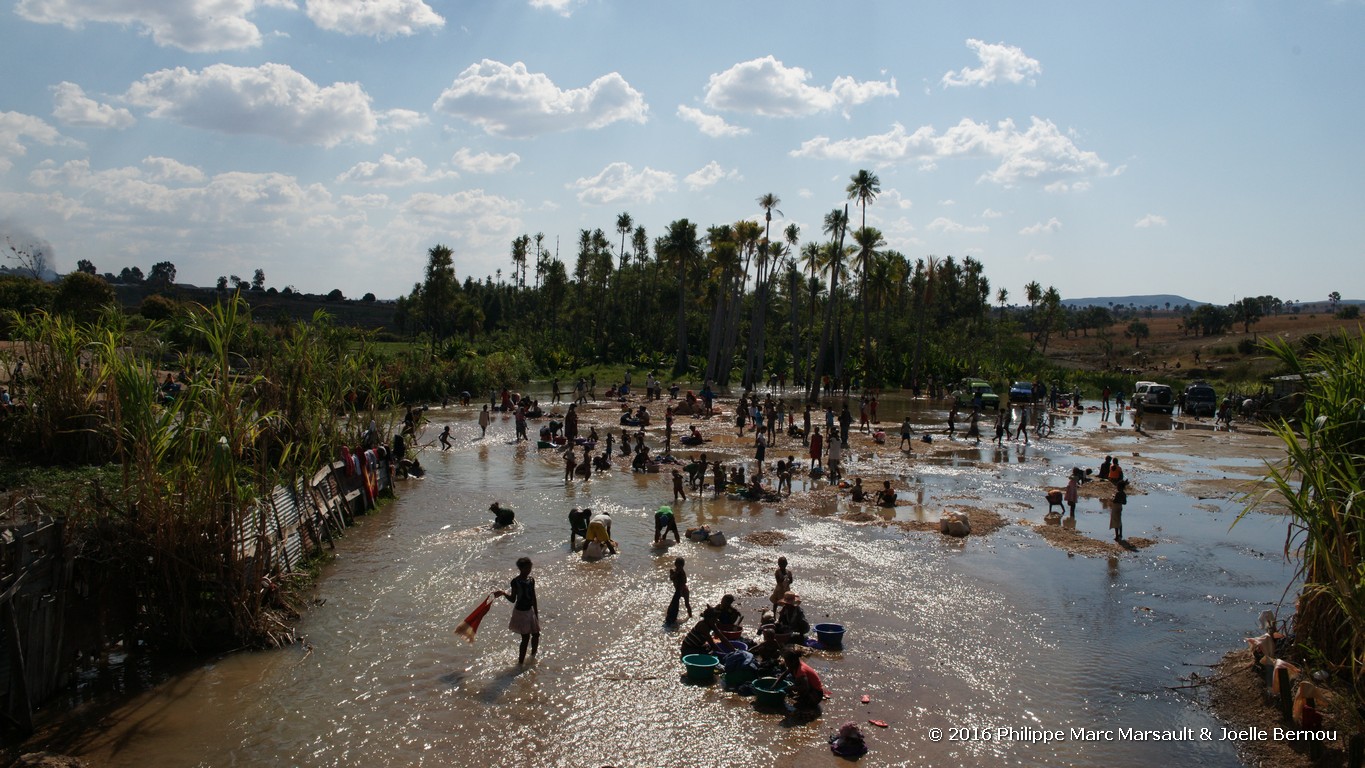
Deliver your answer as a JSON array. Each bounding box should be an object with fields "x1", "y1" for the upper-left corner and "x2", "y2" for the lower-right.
[
  {"x1": 782, "y1": 649, "x2": 825, "y2": 711},
  {"x1": 809, "y1": 427, "x2": 824, "y2": 471}
]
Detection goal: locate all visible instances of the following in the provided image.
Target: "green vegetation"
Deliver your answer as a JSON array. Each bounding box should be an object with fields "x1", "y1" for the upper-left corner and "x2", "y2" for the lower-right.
[
  {"x1": 1, "y1": 296, "x2": 396, "y2": 651},
  {"x1": 1247, "y1": 334, "x2": 1365, "y2": 708}
]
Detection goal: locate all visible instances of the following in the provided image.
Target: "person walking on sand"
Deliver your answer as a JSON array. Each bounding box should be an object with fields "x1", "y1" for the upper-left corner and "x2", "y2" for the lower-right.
[
  {"x1": 666, "y1": 557, "x2": 692, "y2": 626},
  {"x1": 478, "y1": 405, "x2": 491, "y2": 438},
  {"x1": 809, "y1": 427, "x2": 824, "y2": 471},
  {"x1": 1015, "y1": 407, "x2": 1030, "y2": 444},
  {"x1": 494, "y1": 557, "x2": 540, "y2": 665},
  {"x1": 967, "y1": 410, "x2": 982, "y2": 445},
  {"x1": 899, "y1": 416, "x2": 913, "y2": 450},
  {"x1": 838, "y1": 405, "x2": 853, "y2": 447}
]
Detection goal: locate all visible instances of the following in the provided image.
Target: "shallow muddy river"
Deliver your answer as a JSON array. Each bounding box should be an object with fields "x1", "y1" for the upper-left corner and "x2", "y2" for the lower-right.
[{"x1": 61, "y1": 396, "x2": 1294, "y2": 767}]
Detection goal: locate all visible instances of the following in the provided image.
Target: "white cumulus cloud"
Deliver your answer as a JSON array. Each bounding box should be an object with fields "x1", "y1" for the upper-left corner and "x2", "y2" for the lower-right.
[
  {"x1": 684, "y1": 161, "x2": 740, "y2": 191},
  {"x1": 980, "y1": 208, "x2": 1003, "y2": 219},
  {"x1": 942, "y1": 39, "x2": 1042, "y2": 88},
  {"x1": 336, "y1": 154, "x2": 455, "y2": 186},
  {"x1": 141, "y1": 156, "x2": 205, "y2": 183},
  {"x1": 569, "y1": 162, "x2": 676, "y2": 205},
  {"x1": 528, "y1": 0, "x2": 580, "y2": 16},
  {"x1": 305, "y1": 0, "x2": 444, "y2": 38},
  {"x1": 381, "y1": 109, "x2": 427, "y2": 132},
  {"x1": 125, "y1": 63, "x2": 380, "y2": 147},
  {"x1": 434, "y1": 60, "x2": 648, "y2": 138},
  {"x1": 1019, "y1": 217, "x2": 1061, "y2": 235},
  {"x1": 792, "y1": 118, "x2": 1111, "y2": 188},
  {"x1": 703, "y1": 56, "x2": 897, "y2": 118},
  {"x1": 451, "y1": 148, "x2": 520, "y2": 174},
  {"x1": 927, "y1": 216, "x2": 988, "y2": 234},
  {"x1": 51, "y1": 82, "x2": 135, "y2": 129},
  {"x1": 1135, "y1": 213, "x2": 1167, "y2": 228},
  {"x1": 16, "y1": 0, "x2": 268, "y2": 52},
  {"x1": 677, "y1": 106, "x2": 749, "y2": 137},
  {"x1": 0, "y1": 111, "x2": 70, "y2": 174}
]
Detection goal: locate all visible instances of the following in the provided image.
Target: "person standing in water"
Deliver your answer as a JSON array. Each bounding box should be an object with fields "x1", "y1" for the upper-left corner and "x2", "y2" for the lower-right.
[
  {"x1": 478, "y1": 405, "x2": 491, "y2": 438},
  {"x1": 809, "y1": 427, "x2": 824, "y2": 471},
  {"x1": 439, "y1": 425, "x2": 453, "y2": 451},
  {"x1": 1109, "y1": 480, "x2": 1128, "y2": 542},
  {"x1": 563, "y1": 446, "x2": 578, "y2": 482},
  {"x1": 494, "y1": 557, "x2": 540, "y2": 665},
  {"x1": 770, "y1": 556, "x2": 794, "y2": 608},
  {"x1": 665, "y1": 556, "x2": 692, "y2": 626}
]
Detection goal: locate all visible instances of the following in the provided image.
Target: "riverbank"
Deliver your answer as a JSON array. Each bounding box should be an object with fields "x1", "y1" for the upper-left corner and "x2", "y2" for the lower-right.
[{"x1": 14, "y1": 390, "x2": 1302, "y2": 766}]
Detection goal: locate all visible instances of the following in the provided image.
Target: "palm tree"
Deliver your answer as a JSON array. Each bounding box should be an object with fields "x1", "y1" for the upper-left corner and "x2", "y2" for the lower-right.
[
  {"x1": 846, "y1": 171, "x2": 880, "y2": 386},
  {"x1": 812, "y1": 206, "x2": 849, "y2": 401},
  {"x1": 745, "y1": 193, "x2": 783, "y2": 388},
  {"x1": 911, "y1": 256, "x2": 938, "y2": 390},
  {"x1": 657, "y1": 219, "x2": 702, "y2": 375},
  {"x1": 846, "y1": 169, "x2": 880, "y2": 232},
  {"x1": 996, "y1": 287, "x2": 1008, "y2": 320},
  {"x1": 851, "y1": 226, "x2": 885, "y2": 384},
  {"x1": 616, "y1": 212, "x2": 633, "y2": 271},
  {"x1": 784, "y1": 223, "x2": 801, "y2": 383}
]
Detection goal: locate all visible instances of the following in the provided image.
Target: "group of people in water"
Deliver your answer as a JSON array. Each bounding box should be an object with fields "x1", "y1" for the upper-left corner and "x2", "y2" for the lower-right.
[{"x1": 672, "y1": 555, "x2": 827, "y2": 712}]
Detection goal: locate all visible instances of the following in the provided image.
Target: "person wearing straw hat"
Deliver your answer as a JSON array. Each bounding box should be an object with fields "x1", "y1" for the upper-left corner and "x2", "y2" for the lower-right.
[
  {"x1": 775, "y1": 591, "x2": 810, "y2": 642},
  {"x1": 494, "y1": 557, "x2": 539, "y2": 665}
]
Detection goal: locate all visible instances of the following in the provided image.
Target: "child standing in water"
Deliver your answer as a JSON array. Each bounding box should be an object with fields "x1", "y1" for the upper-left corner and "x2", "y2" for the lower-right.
[
  {"x1": 671, "y1": 469, "x2": 687, "y2": 502},
  {"x1": 666, "y1": 557, "x2": 692, "y2": 626},
  {"x1": 494, "y1": 557, "x2": 540, "y2": 665}
]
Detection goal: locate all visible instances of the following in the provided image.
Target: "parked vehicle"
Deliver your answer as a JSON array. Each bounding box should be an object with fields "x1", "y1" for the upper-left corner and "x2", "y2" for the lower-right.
[
  {"x1": 1133, "y1": 380, "x2": 1175, "y2": 414},
  {"x1": 1008, "y1": 381, "x2": 1038, "y2": 403},
  {"x1": 1183, "y1": 382, "x2": 1217, "y2": 417},
  {"x1": 953, "y1": 379, "x2": 1000, "y2": 410}
]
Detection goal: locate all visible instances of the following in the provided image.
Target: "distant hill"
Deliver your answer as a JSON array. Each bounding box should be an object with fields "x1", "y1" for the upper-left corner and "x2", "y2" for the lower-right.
[{"x1": 1062, "y1": 294, "x2": 1206, "y2": 310}]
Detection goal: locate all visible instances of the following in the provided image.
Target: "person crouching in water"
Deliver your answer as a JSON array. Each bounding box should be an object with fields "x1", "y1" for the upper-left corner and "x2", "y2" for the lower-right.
[
  {"x1": 781, "y1": 648, "x2": 826, "y2": 713},
  {"x1": 654, "y1": 505, "x2": 680, "y2": 544},
  {"x1": 567, "y1": 507, "x2": 588, "y2": 549},
  {"x1": 680, "y1": 606, "x2": 724, "y2": 657},
  {"x1": 489, "y1": 502, "x2": 515, "y2": 528}
]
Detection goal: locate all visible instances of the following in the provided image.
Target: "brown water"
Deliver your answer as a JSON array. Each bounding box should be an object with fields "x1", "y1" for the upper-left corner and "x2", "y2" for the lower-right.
[{"x1": 57, "y1": 397, "x2": 1293, "y2": 767}]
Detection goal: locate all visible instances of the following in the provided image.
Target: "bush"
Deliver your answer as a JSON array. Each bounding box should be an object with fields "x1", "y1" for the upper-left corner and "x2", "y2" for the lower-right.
[
  {"x1": 140, "y1": 294, "x2": 180, "y2": 321},
  {"x1": 1237, "y1": 338, "x2": 1258, "y2": 355},
  {"x1": 1336, "y1": 305, "x2": 1360, "y2": 320}
]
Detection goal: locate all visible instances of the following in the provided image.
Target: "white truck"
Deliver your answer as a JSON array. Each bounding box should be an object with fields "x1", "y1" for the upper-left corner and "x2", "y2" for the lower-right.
[{"x1": 1132, "y1": 380, "x2": 1175, "y2": 415}]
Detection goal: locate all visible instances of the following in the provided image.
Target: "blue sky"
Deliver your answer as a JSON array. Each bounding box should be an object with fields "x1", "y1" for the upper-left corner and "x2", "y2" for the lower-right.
[{"x1": 2, "y1": 0, "x2": 1362, "y2": 304}]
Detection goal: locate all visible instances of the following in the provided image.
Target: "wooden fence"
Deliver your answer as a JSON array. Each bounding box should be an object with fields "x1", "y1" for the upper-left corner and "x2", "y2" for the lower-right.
[{"x1": 0, "y1": 453, "x2": 392, "y2": 734}]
